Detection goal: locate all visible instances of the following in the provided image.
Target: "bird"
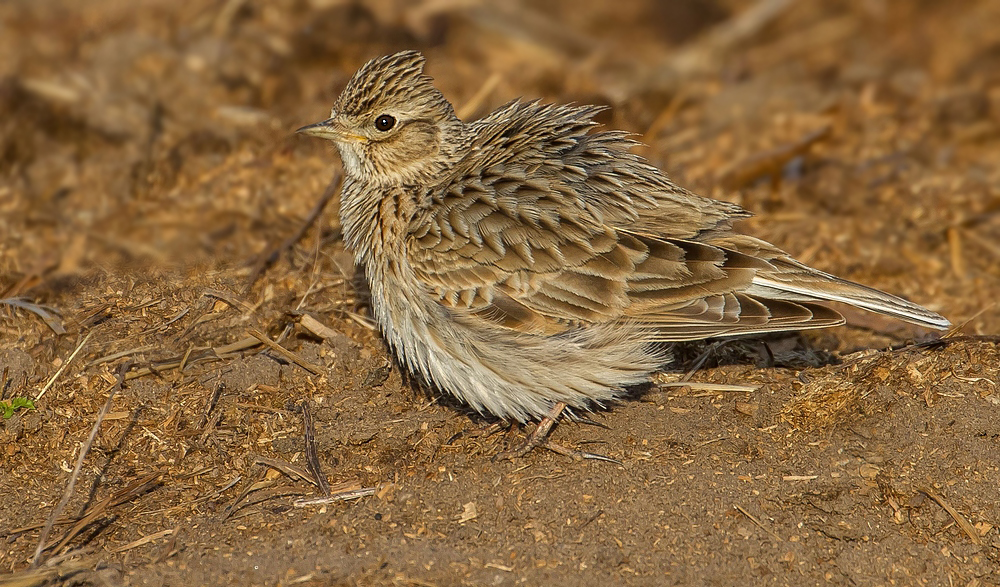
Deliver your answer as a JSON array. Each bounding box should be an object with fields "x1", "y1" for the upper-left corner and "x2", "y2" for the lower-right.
[{"x1": 298, "y1": 50, "x2": 949, "y2": 453}]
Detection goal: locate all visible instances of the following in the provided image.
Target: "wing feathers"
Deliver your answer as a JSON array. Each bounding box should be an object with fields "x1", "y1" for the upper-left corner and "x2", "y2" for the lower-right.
[{"x1": 405, "y1": 100, "x2": 948, "y2": 338}]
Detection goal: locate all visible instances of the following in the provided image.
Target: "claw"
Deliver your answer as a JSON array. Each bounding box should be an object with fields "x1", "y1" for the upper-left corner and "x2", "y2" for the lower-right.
[{"x1": 492, "y1": 402, "x2": 620, "y2": 464}]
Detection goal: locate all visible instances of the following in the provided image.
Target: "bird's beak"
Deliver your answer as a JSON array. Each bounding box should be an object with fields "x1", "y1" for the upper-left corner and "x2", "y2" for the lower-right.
[
  {"x1": 296, "y1": 117, "x2": 341, "y2": 140},
  {"x1": 296, "y1": 117, "x2": 367, "y2": 143}
]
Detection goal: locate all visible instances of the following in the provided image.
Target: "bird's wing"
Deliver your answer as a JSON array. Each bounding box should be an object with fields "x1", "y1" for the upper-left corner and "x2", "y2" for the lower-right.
[
  {"x1": 405, "y1": 102, "x2": 850, "y2": 339},
  {"x1": 406, "y1": 175, "x2": 846, "y2": 339},
  {"x1": 406, "y1": 157, "x2": 638, "y2": 335}
]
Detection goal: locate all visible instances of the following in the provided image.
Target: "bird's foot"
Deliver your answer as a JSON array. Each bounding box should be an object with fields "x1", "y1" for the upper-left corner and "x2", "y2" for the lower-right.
[
  {"x1": 540, "y1": 440, "x2": 621, "y2": 464},
  {"x1": 494, "y1": 402, "x2": 620, "y2": 464}
]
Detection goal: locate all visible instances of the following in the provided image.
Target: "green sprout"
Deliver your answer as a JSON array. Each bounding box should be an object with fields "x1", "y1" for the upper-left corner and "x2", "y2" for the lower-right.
[{"x1": 1, "y1": 397, "x2": 35, "y2": 419}]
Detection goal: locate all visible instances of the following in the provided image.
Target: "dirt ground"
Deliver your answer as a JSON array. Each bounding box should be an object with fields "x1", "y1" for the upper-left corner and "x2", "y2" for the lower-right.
[{"x1": 2, "y1": 0, "x2": 1000, "y2": 585}]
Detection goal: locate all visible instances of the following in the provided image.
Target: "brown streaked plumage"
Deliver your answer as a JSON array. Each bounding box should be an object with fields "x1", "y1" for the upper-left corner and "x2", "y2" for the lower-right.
[{"x1": 299, "y1": 50, "x2": 949, "y2": 423}]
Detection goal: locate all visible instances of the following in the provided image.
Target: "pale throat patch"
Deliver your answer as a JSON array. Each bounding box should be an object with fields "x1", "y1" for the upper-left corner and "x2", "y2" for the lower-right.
[{"x1": 336, "y1": 143, "x2": 365, "y2": 177}]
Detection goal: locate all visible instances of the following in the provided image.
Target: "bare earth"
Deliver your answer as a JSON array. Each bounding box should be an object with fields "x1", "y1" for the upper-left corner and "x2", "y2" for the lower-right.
[{"x1": 2, "y1": 1, "x2": 999, "y2": 585}]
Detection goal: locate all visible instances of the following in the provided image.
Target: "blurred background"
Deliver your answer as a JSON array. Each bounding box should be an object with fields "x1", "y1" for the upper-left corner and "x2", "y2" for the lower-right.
[{"x1": 3, "y1": 2, "x2": 1000, "y2": 585}]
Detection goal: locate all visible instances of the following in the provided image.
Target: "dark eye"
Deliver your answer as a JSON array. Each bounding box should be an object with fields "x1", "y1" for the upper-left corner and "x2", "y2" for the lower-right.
[{"x1": 374, "y1": 114, "x2": 395, "y2": 131}]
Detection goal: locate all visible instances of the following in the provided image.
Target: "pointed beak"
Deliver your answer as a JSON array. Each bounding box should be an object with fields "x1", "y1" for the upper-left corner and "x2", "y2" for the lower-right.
[
  {"x1": 297, "y1": 117, "x2": 368, "y2": 143},
  {"x1": 296, "y1": 117, "x2": 341, "y2": 140}
]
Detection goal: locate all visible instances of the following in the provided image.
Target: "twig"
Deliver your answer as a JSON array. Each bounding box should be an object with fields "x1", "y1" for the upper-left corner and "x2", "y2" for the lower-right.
[
  {"x1": 578, "y1": 509, "x2": 605, "y2": 529},
  {"x1": 248, "y1": 328, "x2": 325, "y2": 375},
  {"x1": 253, "y1": 456, "x2": 316, "y2": 486},
  {"x1": 223, "y1": 468, "x2": 270, "y2": 520},
  {"x1": 299, "y1": 314, "x2": 342, "y2": 340},
  {"x1": 31, "y1": 361, "x2": 130, "y2": 568},
  {"x1": 659, "y1": 382, "x2": 759, "y2": 393},
  {"x1": 154, "y1": 524, "x2": 182, "y2": 563},
  {"x1": 36, "y1": 331, "x2": 93, "y2": 400},
  {"x1": 717, "y1": 125, "x2": 831, "y2": 190},
  {"x1": 918, "y1": 487, "x2": 982, "y2": 545},
  {"x1": 110, "y1": 527, "x2": 175, "y2": 553},
  {"x1": 51, "y1": 471, "x2": 163, "y2": 554},
  {"x1": 242, "y1": 171, "x2": 342, "y2": 294},
  {"x1": 85, "y1": 345, "x2": 156, "y2": 368},
  {"x1": 293, "y1": 487, "x2": 376, "y2": 507},
  {"x1": 0, "y1": 297, "x2": 66, "y2": 334},
  {"x1": 696, "y1": 436, "x2": 729, "y2": 448},
  {"x1": 301, "y1": 401, "x2": 330, "y2": 495},
  {"x1": 197, "y1": 379, "x2": 226, "y2": 430},
  {"x1": 734, "y1": 504, "x2": 783, "y2": 542}
]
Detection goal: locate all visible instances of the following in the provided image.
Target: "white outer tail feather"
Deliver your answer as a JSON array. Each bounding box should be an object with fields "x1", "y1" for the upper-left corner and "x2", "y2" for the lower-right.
[{"x1": 749, "y1": 276, "x2": 951, "y2": 330}]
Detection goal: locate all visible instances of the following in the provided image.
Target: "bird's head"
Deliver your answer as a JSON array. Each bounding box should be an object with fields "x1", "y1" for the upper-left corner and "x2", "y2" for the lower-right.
[{"x1": 298, "y1": 51, "x2": 463, "y2": 186}]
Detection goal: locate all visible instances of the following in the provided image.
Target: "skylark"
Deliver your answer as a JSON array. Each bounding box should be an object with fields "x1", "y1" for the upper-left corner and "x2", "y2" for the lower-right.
[{"x1": 299, "y1": 51, "x2": 949, "y2": 433}]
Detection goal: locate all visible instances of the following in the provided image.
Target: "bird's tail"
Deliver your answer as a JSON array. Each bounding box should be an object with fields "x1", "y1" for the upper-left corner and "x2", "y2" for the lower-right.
[{"x1": 747, "y1": 259, "x2": 950, "y2": 330}]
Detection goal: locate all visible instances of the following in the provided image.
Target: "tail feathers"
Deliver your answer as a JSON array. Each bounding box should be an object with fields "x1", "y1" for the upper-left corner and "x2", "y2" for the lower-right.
[{"x1": 749, "y1": 270, "x2": 951, "y2": 331}]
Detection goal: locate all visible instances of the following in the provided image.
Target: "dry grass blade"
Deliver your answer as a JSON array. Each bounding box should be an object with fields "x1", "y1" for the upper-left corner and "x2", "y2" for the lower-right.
[
  {"x1": 299, "y1": 314, "x2": 342, "y2": 340},
  {"x1": 154, "y1": 524, "x2": 183, "y2": 563},
  {"x1": 30, "y1": 360, "x2": 130, "y2": 568},
  {"x1": 203, "y1": 289, "x2": 254, "y2": 314},
  {"x1": 293, "y1": 486, "x2": 377, "y2": 507},
  {"x1": 111, "y1": 528, "x2": 175, "y2": 553},
  {"x1": 658, "y1": 382, "x2": 760, "y2": 392},
  {"x1": 669, "y1": 0, "x2": 794, "y2": 75},
  {"x1": 224, "y1": 468, "x2": 275, "y2": 519},
  {"x1": 243, "y1": 171, "x2": 342, "y2": 294},
  {"x1": 941, "y1": 303, "x2": 997, "y2": 339},
  {"x1": 249, "y1": 328, "x2": 325, "y2": 375},
  {"x1": 35, "y1": 330, "x2": 93, "y2": 401},
  {"x1": 456, "y1": 72, "x2": 502, "y2": 120},
  {"x1": 51, "y1": 471, "x2": 164, "y2": 553},
  {"x1": 918, "y1": 487, "x2": 982, "y2": 545},
  {"x1": 85, "y1": 345, "x2": 156, "y2": 367},
  {"x1": 254, "y1": 456, "x2": 317, "y2": 486},
  {"x1": 734, "y1": 504, "x2": 783, "y2": 542},
  {"x1": 946, "y1": 227, "x2": 966, "y2": 279},
  {"x1": 122, "y1": 337, "x2": 262, "y2": 381},
  {"x1": 213, "y1": 336, "x2": 262, "y2": 356},
  {"x1": 0, "y1": 297, "x2": 66, "y2": 334},
  {"x1": 301, "y1": 400, "x2": 331, "y2": 495}
]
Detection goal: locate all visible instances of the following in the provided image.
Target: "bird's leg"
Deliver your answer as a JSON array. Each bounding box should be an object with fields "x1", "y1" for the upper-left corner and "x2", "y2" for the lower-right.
[
  {"x1": 493, "y1": 401, "x2": 565, "y2": 460},
  {"x1": 496, "y1": 402, "x2": 621, "y2": 463},
  {"x1": 518, "y1": 401, "x2": 566, "y2": 455}
]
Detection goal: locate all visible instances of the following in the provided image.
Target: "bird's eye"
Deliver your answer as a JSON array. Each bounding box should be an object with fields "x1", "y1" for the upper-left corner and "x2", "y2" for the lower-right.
[{"x1": 374, "y1": 114, "x2": 396, "y2": 131}]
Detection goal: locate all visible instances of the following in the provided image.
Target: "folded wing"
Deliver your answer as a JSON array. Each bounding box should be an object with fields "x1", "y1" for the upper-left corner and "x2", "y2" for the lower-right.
[{"x1": 405, "y1": 101, "x2": 949, "y2": 340}]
